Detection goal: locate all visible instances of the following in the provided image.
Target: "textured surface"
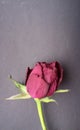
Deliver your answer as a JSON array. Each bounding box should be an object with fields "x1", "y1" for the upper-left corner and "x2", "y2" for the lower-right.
[{"x1": 0, "y1": 0, "x2": 80, "y2": 130}]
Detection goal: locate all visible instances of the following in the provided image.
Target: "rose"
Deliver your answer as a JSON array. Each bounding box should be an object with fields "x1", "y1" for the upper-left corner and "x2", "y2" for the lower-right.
[
  {"x1": 6, "y1": 61, "x2": 68, "y2": 130},
  {"x1": 26, "y1": 61, "x2": 63, "y2": 99}
]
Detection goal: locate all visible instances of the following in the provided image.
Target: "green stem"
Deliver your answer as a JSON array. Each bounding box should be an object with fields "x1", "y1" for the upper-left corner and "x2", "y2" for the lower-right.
[{"x1": 35, "y1": 99, "x2": 47, "y2": 130}]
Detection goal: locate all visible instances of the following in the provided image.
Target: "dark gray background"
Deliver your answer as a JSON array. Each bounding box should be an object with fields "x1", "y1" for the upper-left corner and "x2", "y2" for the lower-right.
[{"x1": 0, "y1": 0, "x2": 80, "y2": 130}]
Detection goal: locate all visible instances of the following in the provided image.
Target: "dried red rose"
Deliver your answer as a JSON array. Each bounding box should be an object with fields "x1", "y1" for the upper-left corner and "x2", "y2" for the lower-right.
[{"x1": 26, "y1": 61, "x2": 63, "y2": 99}]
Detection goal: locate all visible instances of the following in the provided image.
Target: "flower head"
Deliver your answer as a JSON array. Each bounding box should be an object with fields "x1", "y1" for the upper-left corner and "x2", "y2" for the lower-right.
[{"x1": 26, "y1": 61, "x2": 63, "y2": 98}]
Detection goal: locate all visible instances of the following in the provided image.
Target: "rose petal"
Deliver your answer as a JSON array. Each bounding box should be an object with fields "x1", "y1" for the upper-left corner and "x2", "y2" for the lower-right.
[
  {"x1": 26, "y1": 74, "x2": 49, "y2": 98},
  {"x1": 43, "y1": 67, "x2": 58, "y2": 84},
  {"x1": 47, "y1": 80, "x2": 58, "y2": 96},
  {"x1": 55, "y1": 62, "x2": 63, "y2": 85},
  {"x1": 30, "y1": 63, "x2": 42, "y2": 77},
  {"x1": 25, "y1": 67, "x2": 32, "y2": 84},
  {"x1": 50, "y1": 62, "x2": 56, "y2": 69},
  {"x1": 40, "y1": 62, "x2": 58, "y2": 84}
]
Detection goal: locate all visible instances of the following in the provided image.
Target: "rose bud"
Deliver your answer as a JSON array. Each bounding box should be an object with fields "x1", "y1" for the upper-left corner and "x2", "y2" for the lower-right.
[{"x1": 26, "y1": 61, "x2": 63, "y2": 99}]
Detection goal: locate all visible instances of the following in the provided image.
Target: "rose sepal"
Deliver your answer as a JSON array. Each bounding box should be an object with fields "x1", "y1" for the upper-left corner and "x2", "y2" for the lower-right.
[
  {"x1": 39, "y1": 97, "x2": 57, "y2": 104},
  {"x1": 6, "y1": 93, "x2": 31, "y2": 100},
  {"x1": 9, "y1": 75, "x2": 27, "y2": 94},
  {"x1": 55, "y1": 89, "x2": 69, "y2": 94}
]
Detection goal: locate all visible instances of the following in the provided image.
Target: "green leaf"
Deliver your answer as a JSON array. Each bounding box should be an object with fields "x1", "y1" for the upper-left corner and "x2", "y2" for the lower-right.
[
  {"x1": 6, "y1": 93, "x2": 31, "y2": 100},
  {"x1": 9, "y1": 75, "x2": 27, "y2": 94},
  {"x1": 55, "y1": 89, "x2": 69, "y2": 94},
  {"x1": 39, "y1": 97, "x2": 57, "y2": 104}
]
